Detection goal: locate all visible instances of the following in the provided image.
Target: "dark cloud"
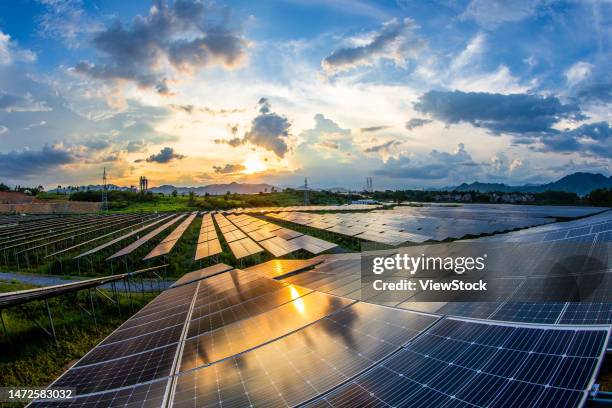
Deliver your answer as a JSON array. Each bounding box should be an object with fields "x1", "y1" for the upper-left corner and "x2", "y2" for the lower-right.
[
  {"x1": 74, "y1": 0, "x2": 248, "y2": 94},
  {"x1": 216, "y1": 98, "x2": 292, "y2": 157},
  {"x1": 364, "y1": 140, "x2": 399, "y2": 153},
  {"x1": 0, "y1": 91, "x2": 50, "y2": 112},
  {"x1": 538, "y1": 122, "x2": 612, "y2": 158},
  {"x1": 360, "y1": 125, "x2": 390, "y2": 133},
  {"x1": 0, "y1": 145, "x2": 75, "y2": 178},
  {"x1": 213, "y1": 163, "x2": 246, "y2": 174},
  {"x1": 405, "y1": 118, "x2": 432, "y2": 130},
  {"x1": 322, "y1": 18, "x2": 422, "y2": 74},
  {"x1": 144, "y1": 146, "x2": 185, "y2": 163},
  {"x1": 414, "y1": 90, "x2": 585, "y2": 136}
]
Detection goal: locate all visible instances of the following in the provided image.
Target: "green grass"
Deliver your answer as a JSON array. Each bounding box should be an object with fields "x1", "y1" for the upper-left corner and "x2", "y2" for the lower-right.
[{"x1": 0, "y1": 280, "x2": 156, "y2": 408}]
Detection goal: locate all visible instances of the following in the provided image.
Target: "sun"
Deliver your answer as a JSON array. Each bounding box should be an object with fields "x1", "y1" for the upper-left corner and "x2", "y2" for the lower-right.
[{"x1": 243, "y1": 155, "x2": 267, "y2": 174}]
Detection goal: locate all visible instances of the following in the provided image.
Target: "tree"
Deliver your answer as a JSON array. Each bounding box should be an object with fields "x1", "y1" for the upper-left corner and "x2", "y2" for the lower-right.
[
  {"x1": 188, "y1": 191, "x2": 196, "y2": 205},
  {"x1": 172, "y1": 189, "x2": 178, "y2": 197}
]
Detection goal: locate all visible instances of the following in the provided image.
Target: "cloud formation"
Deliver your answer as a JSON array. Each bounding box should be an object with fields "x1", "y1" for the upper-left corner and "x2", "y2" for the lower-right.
[
  {"x1": 405, "y1": 118, "x2": 432, "y2": 130},
  {"x1": 0, "y1": 91, "x2": 51, "y2": 112},
  {"x1": 213, "y1": 163, "x2": 246, "y2": 174},
  {"x1": 144, "y1": 146, "x2": 185, "y2": 163},
  {"x1": 414, "y1": 90, "x2": 585, "y2": 136},
  {"x1": 74, "y1": 0, "x2": 248, "y2": 94},
  {"x1": 0, "y1": 31, "x2": 36, "y2": 65},
  {"x1": 322, "y1": 18, "x2": 423, "y2": 74},
  {"x1": 374, "y1": 143, "x2": 475, "y2": 179},
  {"x1": 216, "y1": 98, "x2": 292, "y2": 158},
  {"x1": 0, "y1": 145, "x2": 75, "y2": 178}
]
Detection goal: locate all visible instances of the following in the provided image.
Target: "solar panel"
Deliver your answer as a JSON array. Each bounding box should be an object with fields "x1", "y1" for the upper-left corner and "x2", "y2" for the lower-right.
[
  {"x1": 274, "y1": 227, "x2": 303, "y2": 240},
  {"x1": 221, "y1": 228, "x2": 247, "y2": 242},
  {"x1": 258, "y1": 235, "x2": 302, "y2": 257},
  {"x1": 171, "y1": 303, "x2": 438, "y2": 407},
  {"x1": 227, "y1": 237, "x2": 264, "y2": 259},
  {"x1": 305, "y1": 317, "x2": 609, "y2": 408},
  {"x1": 171, "y1": 263, "x2": 233, "y2": 288},
  {"x1": 289, "y1": 234, "x2": 338, "y2": 254},
  {"x1": 28, "y1": 378, "x2": 169, "y2": 407},
  {"x1": 242, "y1": 258, "x2": 323, "y2": 279},
  {"x1": 107, "y1": 214, "x2": 186, "y2": 260},
  {"x1": 52, "y1": 343, "x2": 178, "y2": 395},
  {"x1": 194, "y1": 239, "x2": 222, "y2": 260},
  {"x1": 143, "y1": 213, "x2": 197, "y2": 260},
  {"x1": 179, "y1": 291, "x2": 355, "y2": 371}
]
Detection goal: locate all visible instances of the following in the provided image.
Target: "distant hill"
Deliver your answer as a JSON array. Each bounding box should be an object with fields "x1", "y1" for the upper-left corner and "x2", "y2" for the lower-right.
[
  {"x1": 449, "y1": 172, "x2": 612, "y2": 196},
  {"x1": 50, "y1": 184, "x2": 135, "y2": 193},
  {"x1": 50, "y1": 182, "x2": 278, "y2": 195},
  {"x1": 149, "y1": 182, "x2": 277, "y2": 195}
]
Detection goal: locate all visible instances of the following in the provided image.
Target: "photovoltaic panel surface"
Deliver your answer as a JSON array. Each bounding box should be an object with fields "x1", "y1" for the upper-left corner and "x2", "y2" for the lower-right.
[
  {"x1": 171, "y1": 303, "x2": 439, "y2": 408},
  {"x1": 305, "y1": 317, "x2": 609, "y2": 408}
]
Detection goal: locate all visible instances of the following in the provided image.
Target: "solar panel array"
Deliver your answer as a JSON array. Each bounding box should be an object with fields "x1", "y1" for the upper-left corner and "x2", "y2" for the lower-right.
[
  {"x1": 144, "y1": 212, "x2": 198, "y2": 260},
  {"x1": 107, "y1": 214, "x2": 186, "y2": 260},
  {"x1": 226, "y1": 213, "x2": 338, "y2": 256},
  {"x1": 194, "y1": 213, "x2": 222, "y2": 260},
  {"x1": 30, "y1": 261, "x2": 609, "y2": 407},
  {"x1": 225, "y1": 204, "x2": 381, "y2": 214},
  {"x1": 266, "y1": 205, "x2": 607, "y2": 245},
  {"x1": 282, "y1": 210, "x2": 612, "y2": 326}
]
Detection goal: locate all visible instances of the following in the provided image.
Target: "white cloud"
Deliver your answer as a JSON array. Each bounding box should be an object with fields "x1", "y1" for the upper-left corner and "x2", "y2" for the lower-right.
[
  {"x1": 565, "y1": 61, "x2": 594, "y2": 86},
  {"x1": 460, "y1": 0, "x2": 540, "y2": 29},
  {"x1": 321, "y1": 18, "x2": 424, "y2": 75},
  {"x1": 450, "y1": 32, "x2": 485, "y2": 72},
  {"x1": 0, "y1": 31, "x2": 36, "y2": 65},
  {"x1": 450, "y1": 65, "x2": 530, "y2": 94}
]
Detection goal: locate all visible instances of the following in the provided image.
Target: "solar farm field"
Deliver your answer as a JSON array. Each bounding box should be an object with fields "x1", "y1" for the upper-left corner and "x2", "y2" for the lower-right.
[{"x1": 0, "y1": 204, "x2": 610, "y2": 408}]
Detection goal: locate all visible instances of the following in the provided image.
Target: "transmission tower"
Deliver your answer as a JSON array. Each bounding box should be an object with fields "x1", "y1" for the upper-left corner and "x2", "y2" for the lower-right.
[
  {"x1": 304, "y1": 177, "x2": 310, "y2": 205},
  {"x1": 101, "y1": 167, "x2": 109, "y2": 212}
]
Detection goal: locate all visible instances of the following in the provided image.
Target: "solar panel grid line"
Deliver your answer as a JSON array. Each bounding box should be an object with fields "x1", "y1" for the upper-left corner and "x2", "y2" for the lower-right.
[
  {"x1": 164, "y1": 279, "x2": 203, "y2": 407},
  {"x1": 304, "y1": 317, "x2": 609, "y2": 408},
  {"x1": 178, "y1": 291, "x2": 357, "y2": 372},
  {"x1": 171, "y1": 302, "x2": 440, "y2": 408}
]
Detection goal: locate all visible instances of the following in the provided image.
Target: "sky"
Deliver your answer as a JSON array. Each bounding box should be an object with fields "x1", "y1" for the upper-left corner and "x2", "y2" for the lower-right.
[{"x1": 0, "y1": 0, "x2": 610, "y2": 190}]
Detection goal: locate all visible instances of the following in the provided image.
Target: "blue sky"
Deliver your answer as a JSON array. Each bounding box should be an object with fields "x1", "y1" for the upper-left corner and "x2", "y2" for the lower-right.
[{"x1": 0, "y1": 0, "x2": 610, "y2": 189}]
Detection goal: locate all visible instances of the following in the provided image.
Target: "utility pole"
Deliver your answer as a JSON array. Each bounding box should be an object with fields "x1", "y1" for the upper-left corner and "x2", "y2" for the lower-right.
[
  {"x1": 304, "y1": 177, "x2": 309, "y2": 205},
  {"x1": 101, "y1": 167, "x2": 108, "y2": 212}
]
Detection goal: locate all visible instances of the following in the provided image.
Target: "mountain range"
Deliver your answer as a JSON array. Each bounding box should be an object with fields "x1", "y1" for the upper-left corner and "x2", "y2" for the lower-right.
[
  {"x1": 447, "y1": 172, "x2": 612, "y2": 196},
  {"x1": 51, "y1": 182, "x2": 277, "y2": 195},
  {"x1": 49, "y1": 172, "x2": 611, "y2": 197}
]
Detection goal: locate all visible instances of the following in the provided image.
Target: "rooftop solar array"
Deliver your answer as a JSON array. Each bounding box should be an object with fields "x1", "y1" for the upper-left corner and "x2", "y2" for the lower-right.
[
  {"x1": 107, "y1": 214, "x2": 186, "y2": 260},
  {"x1": 30, "y1": 261, "x2": 609, "y2": 408},
  {"x1": 266, "y1": 205, "x2": 607, "y2": 244},
  {"x1": 143, "y1": 212, "x2": 197, "y2": 260}
]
